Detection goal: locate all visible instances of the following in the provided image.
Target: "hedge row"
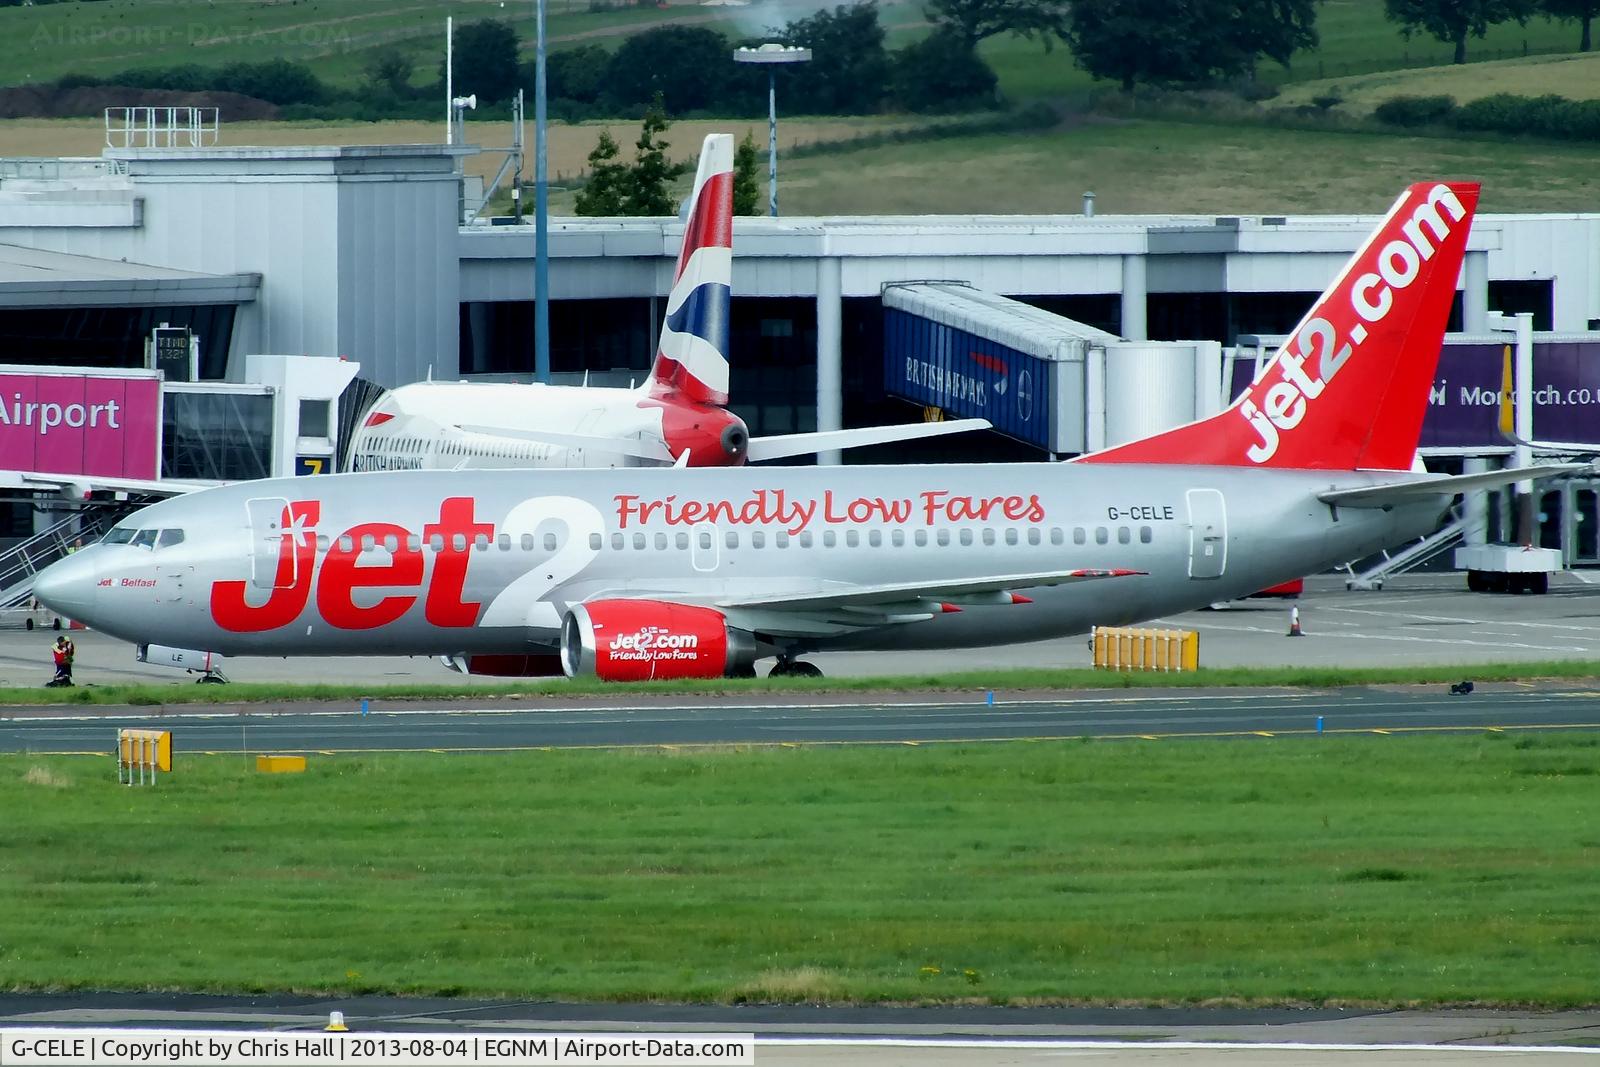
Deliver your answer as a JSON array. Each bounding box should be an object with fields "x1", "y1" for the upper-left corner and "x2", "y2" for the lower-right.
[{"x1": 1373, "y1": 92, "x2": 1600, "y2": 141}]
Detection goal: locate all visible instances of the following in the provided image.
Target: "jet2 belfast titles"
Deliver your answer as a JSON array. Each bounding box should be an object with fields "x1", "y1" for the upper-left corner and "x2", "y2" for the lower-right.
[{"x1": 35, "y1": 181, "x2": 1587, "y2": 680}]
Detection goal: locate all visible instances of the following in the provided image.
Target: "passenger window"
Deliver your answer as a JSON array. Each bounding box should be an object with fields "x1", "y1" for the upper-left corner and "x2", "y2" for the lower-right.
[
  {"x1": 132, "y1": 529, "x2": 158, "y2": 549},
  {"x1": 846, "y1": 530, "x2": 859, "y2": 548},
  {"x1": 338, "y1": 535, "x2": 354, "y2": 553},
  {"x1": 546, "y1": 533, "x2": 560, "y2": 552},
  {"x1": 633, "y1": 533, "x2": 646, "y2": 550},
  {"x1": 823, "y1": 531, "x2": 837, "y2": 548},
  {"x1": 387, "y1": 534, "x2": 402, "y2": 552},
  {"x1": 1027, "y1": 528, "x2": 1040, "y2": 546},
  {"x1": 451, "y1": 533, "x2": 467, "y2": 552},
  {"x1": 406, "y1": 535, "x2": 420, "y2": 552},
  {"x1": 521, "y1": 533, "x2": 535, "y2": 551},
  {"x1": 799, "y1": 531, "x2": 813, "y2": 548},
  {"x1": 1095, "y1": 527, "x2": 1109, "y2": 545},
  {"x1": 891, "y1": 530, "x2": 903, "y2": 547},
  {"x1": 496, "y1": 533, "x2": 509, "y2": 551},
  {"x1": 915, "y1": 530, "x2": 928, "y2": 547},
  {"x1": 1118, "y1": 526, "x2": 1131, "y2": 544},
  {"x1": 752, "y1": 531, "x2": 766, "y2": 549},
  {"x1": 360, "y1": 534, "x2": 376, "y2": 552},
  {"x1": 611, "y1": 533, "x2": 624, "y2": 550},
  {"x1": 936, "y1": 530, "x2": 950, "y2": 547},
  {"x1": 473, "y1": 534, "x2": 490, "y2": 551},
  {"x1": 429, "y1": 534, "x2": 445, "y2": 552},
  {"x1": 156, "y1": 529, "x2": 185, "y2": 549},
  {"x1": 869, "y1": 530, "x2": 882, "y2": 547},
  {"x1": 589, "y1": 533, "x2": 602, "y2": 550},
  {"x1": 1050, "y1": 528, "x2": 1063, "y2": 546},
  {"x1": 959, "y1": 529, "x2": 973, "y2": 547},
  {"x1": 700, "y1": 531, "x2": 713, "y2": 550},
  {"x1": 1074, "y1": 528, "x2": 1087, "y2": 545},
  {"x1": 675, "y1": 532, "x2": 688, "y2": 550},
  {"x1": 317, "y1": 534, "x2": 330, "y2": 552},
  {"x1": 725, "y1": 531, "x2": 738, "y2": 549},
  {"x1": 655, "y1": 533, "x2": 668, "y2": 550},
  {"x1": 1006, "y1": 529, "x2": 1019, "y2": 546},
  {"x1": 982, "y1": 529, "x2": 995, "y2": 546},
  {"x1": 1140, "y1": 526, "x2": 1153, "y2": 543},
  {"x1": 776, "y1": 532, "x2": 789, "y2": 548}
]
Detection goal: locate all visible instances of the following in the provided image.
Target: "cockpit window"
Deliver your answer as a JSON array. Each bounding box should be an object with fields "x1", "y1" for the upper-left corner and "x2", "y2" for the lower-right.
[
  {"x1": 156, "y1": 529, "x2": 186, "y2": 549},
  {"x1": 131, "y1": 529, "x2": 159, "y2": 549},
  {"x1": 102, "y1": 528, "x2": 135, "y2": 546}
]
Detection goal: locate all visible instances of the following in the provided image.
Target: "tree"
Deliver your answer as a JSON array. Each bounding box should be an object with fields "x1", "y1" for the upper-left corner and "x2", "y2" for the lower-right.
[
  {"x1": 574, "y1": 131, "x2": 629, "y2": 215},
  {"x1": 602, "y1": 26, "x2": 733, "y2": 113},
  {"x1": 733, "y1": 132, "x2": 762, "y2": 216},
  {"x1": 621, "y1": 97, "x2": 679, "y2": 216},
  {"x1": 1230, "y1": 0, "x2": 1321, "y2": 73},
  {"x1": 1063, "y1": 0, "x2": 1321, "y2": 90},
  {"x1": 1541, "y1": 0, "x2": 1599, "y2": 50},
  {"x1": 574, "y1": 99, "x2": 687, "y2": 217},
  {"x1": 545, "y1": 44, "x2": 610, "y2": 104},
  {"x1": 1383, "y1": 0, "x2": 1534, "y2": 63},
  {"x1": 892, "y1": 30, "x2": 999, "y2": 111},
  {"x1": 924, "y1": 0, "x2": 1071, "y2": 51},
  {"x1": 1063, "y1": 0, "x2": 1218, "y2": 90},
  {"x1": 362, "y1": 48, "x2": 414, "y2": 100},
  {"x1": 774, "y1": 3, "x2": 891, "y2": 113},
  {"x1": 447, "y1": 19, "x2": 520, "y2": 103}
]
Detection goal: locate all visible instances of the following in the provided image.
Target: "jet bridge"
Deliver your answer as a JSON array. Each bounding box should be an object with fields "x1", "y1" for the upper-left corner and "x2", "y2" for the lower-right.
[{"x1": 882, "y1": 282, "x2": 1222, "y2": 458}]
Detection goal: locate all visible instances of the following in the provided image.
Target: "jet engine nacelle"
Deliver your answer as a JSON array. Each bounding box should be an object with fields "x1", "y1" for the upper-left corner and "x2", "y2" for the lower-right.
[{"x1": 560, "y1": 600, "x2": 756, "y2": 681}]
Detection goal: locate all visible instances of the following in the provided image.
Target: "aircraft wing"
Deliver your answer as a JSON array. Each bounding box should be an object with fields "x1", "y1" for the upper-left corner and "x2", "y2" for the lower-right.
[
  {"x1": 716, "y1": 568, "x2": 1145, "y2": 613},
  {"x1": 1317, "y1": 463, "x2": 1594, "y2": 508},
  {"x1": 457, "y1": 424, "x2": 676, "y2": 463},
  {"x1": 744, "y1": 419, "x2": 991, "y2": 463}
]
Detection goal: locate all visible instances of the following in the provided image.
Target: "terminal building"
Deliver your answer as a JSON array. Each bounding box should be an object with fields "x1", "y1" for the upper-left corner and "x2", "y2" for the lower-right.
[{"x1": 3, "y1": 113, "x2": 1600, "y2": 585}]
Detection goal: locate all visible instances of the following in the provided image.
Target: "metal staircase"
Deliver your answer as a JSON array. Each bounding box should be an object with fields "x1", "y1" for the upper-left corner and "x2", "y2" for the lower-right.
[{"x1": 1343, "y1": 510, "x2": 1467, "y2": 591}]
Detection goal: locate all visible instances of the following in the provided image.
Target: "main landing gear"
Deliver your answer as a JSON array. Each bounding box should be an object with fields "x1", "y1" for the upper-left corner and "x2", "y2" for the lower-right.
[{"x1": 768, "y1": 658, "x2": 822, "y2": 679}]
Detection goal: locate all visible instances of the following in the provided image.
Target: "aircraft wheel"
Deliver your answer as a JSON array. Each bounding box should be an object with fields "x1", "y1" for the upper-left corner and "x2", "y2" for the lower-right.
[
  {"x1": 787, "y1": 661, "x2": 823, "y2": 679},
  {"x1": 768, "y1": 661, "x2": 793, "y2": 678},
  {"x1": 197, "y1": 674, "x2": 228, "y2": 685}
]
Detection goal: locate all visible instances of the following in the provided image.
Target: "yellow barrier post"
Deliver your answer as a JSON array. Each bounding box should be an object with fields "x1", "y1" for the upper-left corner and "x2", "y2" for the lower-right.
[
  {"x1": 116, "y1": 729, "x2": 171, "y2": 785},
  {"x1": 1091, "y1": 627, "x2": 1200, "y2": 673}
]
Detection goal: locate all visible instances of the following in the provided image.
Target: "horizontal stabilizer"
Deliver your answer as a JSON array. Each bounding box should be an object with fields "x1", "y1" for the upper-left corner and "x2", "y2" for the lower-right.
[
  {"x1": 1318, "y1": 463, "x2": 1594, "y2": 508},
  {"x1": 718, "y1": 567, "x2": 1144, "y2": 612},
  {"x1": 744, "y1": 418, "x2": 991, "y2": 463},
  {"x1": 457, "y1": 424, "x2": 676, "y2": 464}
]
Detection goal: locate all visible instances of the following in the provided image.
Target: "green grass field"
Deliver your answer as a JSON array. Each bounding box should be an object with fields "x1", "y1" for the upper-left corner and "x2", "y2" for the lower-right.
[
  {"x1": 4, "y1": 733, "x2": 1599, "y2": 1004},
  {"x1": 7, "y1": 659, "x2": 1600, "y2": 707},
  {"x1": 778, "y1": 118, "x2": 1600, "y2": 215}
]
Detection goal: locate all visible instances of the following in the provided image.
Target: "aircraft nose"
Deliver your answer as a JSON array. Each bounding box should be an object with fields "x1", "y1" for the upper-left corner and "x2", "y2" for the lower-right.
[{"x1": 32, "y1": 552, "x2": 99, "y2": 620}]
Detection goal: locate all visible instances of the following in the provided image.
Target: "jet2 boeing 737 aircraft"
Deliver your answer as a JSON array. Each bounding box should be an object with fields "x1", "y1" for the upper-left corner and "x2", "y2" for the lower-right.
[
  {"x1": 346, "y1": 133, "x2": 986, "y2": 472},
  {"x1": 34, "y1": 181, "x2": 1588, "y2": 680}
]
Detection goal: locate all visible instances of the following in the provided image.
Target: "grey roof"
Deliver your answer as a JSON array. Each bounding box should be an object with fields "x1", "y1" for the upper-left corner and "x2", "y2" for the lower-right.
[{"x1": 0, "y1": 244, "x2": 259, "y2": 308}]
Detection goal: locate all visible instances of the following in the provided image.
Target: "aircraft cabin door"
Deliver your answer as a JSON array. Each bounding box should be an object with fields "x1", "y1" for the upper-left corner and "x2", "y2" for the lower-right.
[
  {"x1": 246, "y1": 497, "x2": 299, "y2": 590},
  {"x1": 1185, "y1": 488, "x2": 1227, "y2": 580}
]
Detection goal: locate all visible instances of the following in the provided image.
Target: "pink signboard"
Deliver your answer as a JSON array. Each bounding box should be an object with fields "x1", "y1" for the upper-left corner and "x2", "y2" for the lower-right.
[{"x1": 0, "y1": 372, "x2": 161, "y2": 479}]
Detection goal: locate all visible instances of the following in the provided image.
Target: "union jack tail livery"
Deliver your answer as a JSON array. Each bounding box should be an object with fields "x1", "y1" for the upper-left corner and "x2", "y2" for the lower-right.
[
  {"x1": 649, "y1": 133, "x2": 734, "y2": 406},
  {"x1": 1081, "y1": 181, "x2": 1481, "y2": 472}
]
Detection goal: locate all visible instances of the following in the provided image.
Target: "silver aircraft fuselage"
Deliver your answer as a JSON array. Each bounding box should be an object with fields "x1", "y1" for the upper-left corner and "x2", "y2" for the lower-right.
[{"x1": 36, "y1": 462, "x2": 1445, "y2": 659}]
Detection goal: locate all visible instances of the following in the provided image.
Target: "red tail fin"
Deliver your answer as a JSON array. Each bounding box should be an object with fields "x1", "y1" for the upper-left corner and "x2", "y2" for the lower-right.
[{"x1": 1081, "y1": 181, "x2": 1480, "y2": 471}]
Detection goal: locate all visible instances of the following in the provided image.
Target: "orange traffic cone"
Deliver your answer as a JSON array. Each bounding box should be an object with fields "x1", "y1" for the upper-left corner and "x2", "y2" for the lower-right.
[{"x1": 1287, "y1": 605, "x2": 1304, "y2": 637}]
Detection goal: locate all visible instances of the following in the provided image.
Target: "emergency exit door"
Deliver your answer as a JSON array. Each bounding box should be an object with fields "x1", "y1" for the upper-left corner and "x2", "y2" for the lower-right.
[
  {"x1": 246, "y1": 497, "x2": 297, "y2": 590},
  {"x1": 1186, "y1": 488, "x2": 1227, "y2": 579}
]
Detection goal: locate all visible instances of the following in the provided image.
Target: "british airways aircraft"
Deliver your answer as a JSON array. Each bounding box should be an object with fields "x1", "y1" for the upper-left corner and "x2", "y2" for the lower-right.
[
  {"x1": 33, "y1": 181, "x2": 1585, "y2": 680},
  {"x1": 346, "y1": 133, "x2": 986, "y2": 472}
]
